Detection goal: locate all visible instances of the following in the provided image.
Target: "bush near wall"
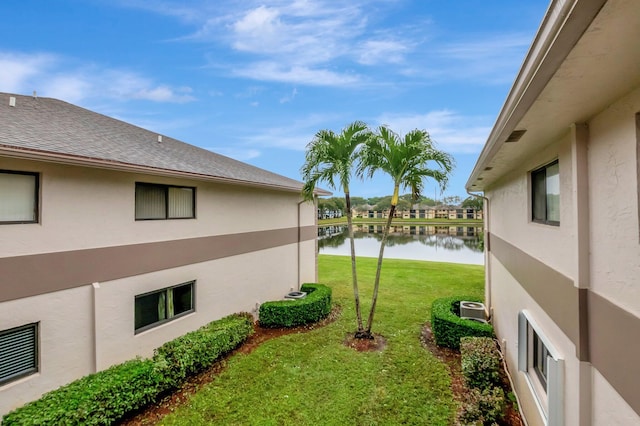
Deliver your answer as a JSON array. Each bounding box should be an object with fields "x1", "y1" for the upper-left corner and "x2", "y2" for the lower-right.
[
  {"x1": 460, "y1": 337, "x2": 501, "y2": 390},
  {"x1": 2, "y1": 313, "x2": 254, "y2": 426},
  {"x1": 259, "y1": 283, "x2": 332, "y2": 328},
  {"x1": 430, "y1": 296, "x2": 494, "y2": 350},
  {"x1": 458, "y1": 337, "x2": 506, "y2": 425},
  {"x1": 154, "y1": 312, "x2": 255, "y2": 389}
]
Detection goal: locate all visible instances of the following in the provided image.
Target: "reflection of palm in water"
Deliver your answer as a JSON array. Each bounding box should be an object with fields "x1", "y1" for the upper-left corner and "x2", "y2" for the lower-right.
[{"x1": 317, "y1": 225, "x2": 483, "y2": 252}]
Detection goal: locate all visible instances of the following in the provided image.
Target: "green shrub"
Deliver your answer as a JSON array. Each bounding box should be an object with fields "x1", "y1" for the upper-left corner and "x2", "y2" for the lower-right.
[
  {"x1": 153, "y1": 313, "x2": 254, "y2": 389},
  {"x1": 460, "y1": 337, "x2": 501, "y2": 390},
  {"x1": 458, "y1": 386, "x2": 506, "y2": 425},
  {"x1": 259, "y1": 283, "x2": 332, "y2": 328},
  {"x1": 2, "y1": 358, "x2": 164, "y2": 426},
  {"x1": 430, "y1": 296, "x2": 494, "y2": 349},
  {"x1": 2, "y1": 313, "x2": 255, "y2": 425}
]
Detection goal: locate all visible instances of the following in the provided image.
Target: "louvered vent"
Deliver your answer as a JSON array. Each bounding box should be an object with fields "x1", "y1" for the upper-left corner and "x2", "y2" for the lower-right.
[
  {"x1": 505, "y1": 129, "x2": 526, "y2": 142},
  {"x1": 0, "y1": 324, "x2": 37, "y2": 385}
]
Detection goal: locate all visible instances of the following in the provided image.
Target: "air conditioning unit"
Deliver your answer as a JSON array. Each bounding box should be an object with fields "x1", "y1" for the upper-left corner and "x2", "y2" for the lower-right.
[
  {"x1": 460, "y1": 301, "x2": 486, "y2": 321},
  {"x1": 284, "y1": 291, "x2": 307, "y2": 300}
]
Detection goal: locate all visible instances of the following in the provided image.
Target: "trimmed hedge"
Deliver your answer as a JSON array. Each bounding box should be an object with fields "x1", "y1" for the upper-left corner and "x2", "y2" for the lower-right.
[
  {"x1": 259, "y1": 283, "x2": 332, "y2": 328},
  {"x1": 431, "y1": 296, "x2": 494, "y2": 349},
  {"x1": 2, "y1": 359, "x2": 164, "y2": 426},
  {"x1": 2, "y1": 313, "x2": 254, "y2": 426},
  {"x1": 153, "y1": 312, "x2": 255, "y2": 389},
  {"x1": 460, "y1": 337, "x2": 501, "y2": 390}
]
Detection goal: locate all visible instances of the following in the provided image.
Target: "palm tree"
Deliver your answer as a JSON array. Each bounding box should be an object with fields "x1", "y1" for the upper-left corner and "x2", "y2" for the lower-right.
[
  {"x1": 359, "y1": 126, "x2": 454, "y2": 337},
  {"x1": 301, "y1": 121, "x2": 372, "y2": 336}
]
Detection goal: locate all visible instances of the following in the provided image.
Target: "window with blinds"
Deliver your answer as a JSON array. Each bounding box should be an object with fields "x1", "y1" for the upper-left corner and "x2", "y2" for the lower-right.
[
  {"x1": 0, "y1": 170, "x2": 39, "y2": 224},
  {"x1": 0, "y1": 323, "x2": 38, "y2": 385},
  {"x1": 135, "y1": 182, "x2": 195, "y2": 220}
]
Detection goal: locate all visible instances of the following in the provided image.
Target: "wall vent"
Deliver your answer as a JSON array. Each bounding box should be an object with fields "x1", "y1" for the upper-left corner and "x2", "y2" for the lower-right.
[
  {"x1": 505, "y1": 129, "x2": 526, "y2": 142},
  {"x1": 9, "y1": 97, "x2": 16, "y2": 107}
]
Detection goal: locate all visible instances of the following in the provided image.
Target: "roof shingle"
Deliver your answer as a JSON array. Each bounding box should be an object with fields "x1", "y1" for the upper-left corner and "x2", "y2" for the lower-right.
[{"x1": 0, "y1": 92, "x2": 312, "y2": 193}]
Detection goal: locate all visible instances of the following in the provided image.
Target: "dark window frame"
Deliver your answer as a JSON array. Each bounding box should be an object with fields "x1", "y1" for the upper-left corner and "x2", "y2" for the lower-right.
[
  {"x1": 532, "y1": 330, "x2": 550, "y2": 390},
  {"x1": 0, "y1": 323, "x2": 39, "y2": 385},
  {"x1": 135, "y1": 182, "x2": 196, "y2": 221},
  {"x1": 531, "y1": 160, "x2": 560, "y2": 226},
  {"x1": 134, "y1": 281, "x2": 195, "y2": 333},
  {"x1": 0, "y1": 169, "x2": 39, "y2": 225}
]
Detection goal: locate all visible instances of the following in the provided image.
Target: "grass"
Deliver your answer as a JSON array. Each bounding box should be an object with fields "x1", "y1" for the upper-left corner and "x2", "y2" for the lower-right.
[{"x1": 159, "y1": 255, "x2": 485, "y2": 425}]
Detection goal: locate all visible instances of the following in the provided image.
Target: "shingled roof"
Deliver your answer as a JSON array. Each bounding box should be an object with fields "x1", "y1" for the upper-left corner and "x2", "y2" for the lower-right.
[{"x1": 0, "y1": 92, "x2": 325, "y2": 194}]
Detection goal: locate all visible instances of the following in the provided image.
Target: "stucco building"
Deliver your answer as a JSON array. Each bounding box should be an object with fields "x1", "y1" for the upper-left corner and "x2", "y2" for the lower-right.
[
  {"x1": 0, "y1": 92, "x2": 322, "y2": 415},
  {"x1": 466, "y1": 0, "x2": 640, "y2": 425}
]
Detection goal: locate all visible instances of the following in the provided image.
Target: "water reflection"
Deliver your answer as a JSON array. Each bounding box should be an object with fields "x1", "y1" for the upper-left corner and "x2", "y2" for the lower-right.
[{"x1": 318, "y1": 224, "x2": 484, "y2": 265}]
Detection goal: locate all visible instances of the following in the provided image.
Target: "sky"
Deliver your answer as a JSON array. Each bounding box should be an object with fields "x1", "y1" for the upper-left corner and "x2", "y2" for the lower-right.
[{"x1": 0, "y1": 0, "x2": 549, "y2": 200}]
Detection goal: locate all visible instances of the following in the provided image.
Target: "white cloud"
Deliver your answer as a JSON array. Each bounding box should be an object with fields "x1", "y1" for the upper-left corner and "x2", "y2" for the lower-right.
[
  {"x1": 279, "y1": 87, "x2": 298, "y2": 103},
  {"x1": 233, "y1": 62, "x2": 360, "y2": 86},
  {"x1": 206, "y1": 146, "x2": 262, "y2": 161},
  {"x1": 375, "y1": 110, "x2": 491, "y2": 154},
  {"x1": 241, "y1": 113, "x2": 339, "y2": 151},
  {"x1": 434, "y1": 34, "x2": 533, "y2": 84},
  {"x1": 114, "y1": 1, "x2": 533, "y2": 87},
  {"x1": 0, "y1": 51, "x2": 195, "y2": 104},
  {"x1": 0, "y1": 52, "x2": 57, "y2": 93},
  {"x1": 356, "y1": 39, "x2": 409, "y2": 65}
]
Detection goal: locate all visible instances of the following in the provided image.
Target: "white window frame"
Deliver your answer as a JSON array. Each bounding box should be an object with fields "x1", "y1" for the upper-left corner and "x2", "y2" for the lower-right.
[
  {"x1": 0, "y1": 170, "x2": 39, "y2": 224},
  {"x1": 0, "y1": 323, "x2": 39, "y2": 386},
  {"x1": 134, "y1": 281, "x2": 195, "y2": 333},
  {"x1": 518, "y1": 311, "x2": 564, "y2": 426}
]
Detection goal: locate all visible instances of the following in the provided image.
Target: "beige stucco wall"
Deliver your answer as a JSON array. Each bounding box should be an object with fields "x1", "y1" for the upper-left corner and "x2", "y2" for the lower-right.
[
  {"x1": 0, "y1": 159, "x2": 318, "y2": 416},
  {"x1": 592, "y1": 369, "x2": 640, "y2": 426},
  {"x1": 94, "y1": 243, "x2": 300, "y2": 369},
  {"x1": 0, "y1": 287, "x2": 94, "y2": 416},
  {"x1": 0, "y1": 158, "x2": 308, "y2": 257},
  {"x1": 489, "y1": 256, "x2": 579, "y2": 426},
  {"x1": 587, "y1": 85, "x2": 640, "y2": 315},
  {"x1": 485, "y1": 84, "x2": 640, "y2": 425},
  {"x1": 486, "y1": 132, "x2": 575, "y2": 280}
]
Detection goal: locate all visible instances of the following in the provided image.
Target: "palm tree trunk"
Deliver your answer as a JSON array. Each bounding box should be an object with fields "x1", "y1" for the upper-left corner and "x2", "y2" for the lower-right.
[
  {"x1": 364, "y1": 202, "x2": 396, "y2": 336},
  {"x1": 344, "y1": 191, "x2": 364, "y2": 333}
]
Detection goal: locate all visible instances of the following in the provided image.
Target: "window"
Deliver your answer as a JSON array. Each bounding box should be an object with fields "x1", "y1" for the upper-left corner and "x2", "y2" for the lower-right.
[
  {"x1": 518, "y1": 312, "x2": 564, "y2": 425},
  {"x1": 135, "y1": 182, "x2": 195, "y2": 220},
  {"x1": 532, "y1": 161, "x2": 560, "y2": 225},
  {"x1": 135, "y1": 281, "x2": 194, "y2": 333},
  {"x1": 0, "y1": 170, "x2": 39, "y2": 224},
  {"x1": 0, "y1": 323, "x2": 38, "y2": 385}
]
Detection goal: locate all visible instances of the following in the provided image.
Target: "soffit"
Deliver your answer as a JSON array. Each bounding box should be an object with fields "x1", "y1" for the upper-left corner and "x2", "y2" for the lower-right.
[{"x1": 468, "y1": 0, "x2": 640, "y2": 191}]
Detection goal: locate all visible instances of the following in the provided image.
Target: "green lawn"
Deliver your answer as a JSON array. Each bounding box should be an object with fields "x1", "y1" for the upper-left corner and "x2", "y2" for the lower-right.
[{"x1": 159, "y1": 255, "x2": 485, "y2": 425}]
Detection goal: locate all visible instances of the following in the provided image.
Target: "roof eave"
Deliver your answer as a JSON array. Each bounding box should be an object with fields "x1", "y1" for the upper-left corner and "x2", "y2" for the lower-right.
[
  {"x1": 0, "y1": 146, "x2": 306, "y2": 194},
  {"x1": 466, "y1": 0, "x2": 607, "y2": 192}
]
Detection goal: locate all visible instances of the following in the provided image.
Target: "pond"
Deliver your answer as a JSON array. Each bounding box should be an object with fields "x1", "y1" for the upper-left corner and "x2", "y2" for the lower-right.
[{"x1": 318, "y1": 224, "x2": 484, "y2": 265}]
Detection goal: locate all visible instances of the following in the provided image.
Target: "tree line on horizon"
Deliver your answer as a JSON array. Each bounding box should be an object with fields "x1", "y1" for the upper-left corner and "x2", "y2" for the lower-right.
[{"x1": 318, "y1": 194, "x2": 483, "y2": 214}]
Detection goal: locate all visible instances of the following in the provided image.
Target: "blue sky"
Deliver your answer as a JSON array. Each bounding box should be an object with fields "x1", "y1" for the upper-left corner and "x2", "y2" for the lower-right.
[{"x1": 0, "y1": 0, "x2": 548, "y2": 200}]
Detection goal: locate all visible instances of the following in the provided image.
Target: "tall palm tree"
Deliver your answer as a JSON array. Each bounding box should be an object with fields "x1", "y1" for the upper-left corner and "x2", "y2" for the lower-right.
[
  {"x1": 359, "y1": 126, "x2": 454, "y2": 337},
  {"x1": 301, "y1": 121, "x2": 372, "y2": 336}
]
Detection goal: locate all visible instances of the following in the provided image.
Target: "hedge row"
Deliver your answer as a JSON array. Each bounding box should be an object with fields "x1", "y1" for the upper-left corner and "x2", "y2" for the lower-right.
[
  {"x1": 259, "y1": 283, "x2": 332, "y2": 328},
  {"x1": 430, "y1": 296, "x2": 494, "y2": 350},
  {"x1": 2, "y1": 313, "x2": 254, "y2": 426},
  {"x1": 458, "y1": 337, "x2": 506, "y2": 425}
]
